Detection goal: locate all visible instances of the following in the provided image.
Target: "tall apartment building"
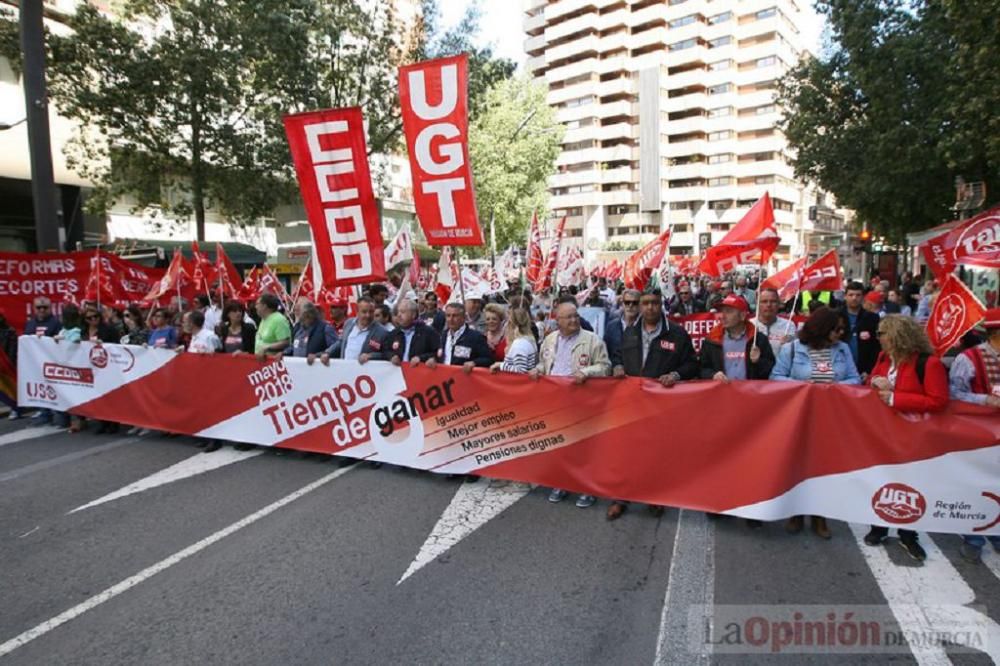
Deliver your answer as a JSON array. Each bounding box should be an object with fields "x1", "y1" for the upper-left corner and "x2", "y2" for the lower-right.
[{"x1": 523, "y1": 0, "x2": 841, "y2": 268}]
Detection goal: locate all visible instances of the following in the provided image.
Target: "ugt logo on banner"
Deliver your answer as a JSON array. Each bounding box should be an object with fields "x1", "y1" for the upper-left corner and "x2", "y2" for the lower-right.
[
  {"x1": 283, "y1": 108, "x2": 386, "y2": 287},
  {"x1": 399, "y1": 54, "x2": 483, "y2": 247}
]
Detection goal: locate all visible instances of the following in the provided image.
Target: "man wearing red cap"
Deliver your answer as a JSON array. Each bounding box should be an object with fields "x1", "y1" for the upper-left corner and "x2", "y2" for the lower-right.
[
  {"x1": 949, "y1": 307, "x2": 1000, "y2": 562},
  {"x1": 328, "y1": 296, "x2": 349, "y2": 338},
  {"x1": 700, "y1": 294, "x2": 776, "y2": 383},
  {"x1": 863, "y1": 290, "x2": 884, "y2": 316}
]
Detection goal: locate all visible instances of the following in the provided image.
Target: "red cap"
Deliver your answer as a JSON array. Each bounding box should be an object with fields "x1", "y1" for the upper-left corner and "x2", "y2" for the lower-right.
[
  {"x1": 864, "y1": 291, "x2": 884, "y2": 304},
  {"x1": 719, "y1": 294, "x2": 750, "y2": 313},
  {"x1": 984, "y1": 308, "x2": 1000, "y2": 330}
]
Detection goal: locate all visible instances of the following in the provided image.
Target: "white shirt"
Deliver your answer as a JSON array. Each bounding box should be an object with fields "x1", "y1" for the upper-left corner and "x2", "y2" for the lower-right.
[
  {"x1": 343, "y1": 323, "x2": 370, "y2": 361},
  {"x1": 203, "y1": 306, "x2": 222, "y2": 334},
  {"x1": 754, "y1": 316, "x2": 797, "y2": 360},
  {"x1": 189, "y1": 328, "x2": 221, "y2": 354},
  {"x1": 444, "y1": 325, "x2": 466, "y2": 364}
]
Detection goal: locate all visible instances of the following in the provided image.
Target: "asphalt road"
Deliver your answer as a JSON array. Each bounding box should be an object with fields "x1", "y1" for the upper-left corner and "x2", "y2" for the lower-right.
[{"x1": 1, "y1": 419, "x2": 998, "y2": 665}]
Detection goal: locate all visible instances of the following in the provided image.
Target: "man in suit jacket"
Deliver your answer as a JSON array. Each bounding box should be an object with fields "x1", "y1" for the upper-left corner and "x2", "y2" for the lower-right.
[
  {"x1": 841, "y1": 281, "x2": 881, "y2": 377},
  {"x1": 311, "y1": 297, "x2": 387, "y2": 365},
  {"x1": 387, "y1": 298, "x2": 440, "y2": 365},
  {"x1": 427, "y1": 303, "x2": 493, "y2": 372},
  {"x1": 605, "y1": 288, "x2": 641, "y2": 367},
  {"x1": 668, "y1": 282, "x2": 705, "y2": 316}
]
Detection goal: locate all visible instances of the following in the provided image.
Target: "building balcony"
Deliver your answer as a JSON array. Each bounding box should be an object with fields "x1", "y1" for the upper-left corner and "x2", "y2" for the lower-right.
[
  {"x1": 551, "y1": 169, "x2": 601, "y2": 188},
  {"x1": 523, "y1": 11, "x2": 546, "y2": 34},
  {"x1": 597, "y1": 121, "x2": 635, "y2": 141},
  {"x1": 524, "y1": 33, "x2": 547, "y2": 56},
  {"x1": 546, "y1": 56, "x2": 600, "y2": 84}
]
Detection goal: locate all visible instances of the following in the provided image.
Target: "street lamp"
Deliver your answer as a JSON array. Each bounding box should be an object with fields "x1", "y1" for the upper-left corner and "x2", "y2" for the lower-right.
[{"x1": 0, "y1": 117, "x2": 27, "y2": 131}]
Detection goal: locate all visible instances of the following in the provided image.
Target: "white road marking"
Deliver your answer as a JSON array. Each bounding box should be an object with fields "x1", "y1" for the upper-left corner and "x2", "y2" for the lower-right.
[
  {"x1": 17, "y1": 526, "x2": 39, "y2": 538},
  {"x1": 0, "y1": 437, "x2": 140, "y2": 483},
  {"x1": 654, "y1": 510, "x2": 714, "y2": 666},
  {"x1": 849, "y1": 523, "x2": 1000, "y2": 664},
  {"x1": 69, "y1": 447, "x2": 265, "y2": 513},
  {"x1": 0, "y1": 465, "x2": 354, "y2": 658},
  {"x1": 397, "y1": 479, "x2": 532, "y2": 585},
  {"x1": 982, "y1": 542, "x2": 1000, "y2": 585},
  {"x1": 0, "y1": 425, "x2": 64, "y2": 448}
]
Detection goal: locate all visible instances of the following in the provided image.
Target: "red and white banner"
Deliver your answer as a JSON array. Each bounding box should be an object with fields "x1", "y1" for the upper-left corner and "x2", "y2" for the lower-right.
[
  {"x1": 668, "y1": 313, "x2": 722, "y2": 353},
  {"x1": 0, "y1": 251, "x2": 165, "y2": 332},
  {"x1": 384, "y1": 228, "x2": 415, "y2": 270},
  {"x1": 699, "y1": 194, "x2": 780, "y2": 277},
  {"x1": 920, "y1": 205, "x2": 1000, "y2": 279},
  {"x1": 399, "y1": 54, "x2": 483, "y2": 246},
  {"x1": 761, "y1": 257, "x2": 806, "y2": 302},
  {"x1": 623, "y1": 230, "x2": 671, "y2": 291},
  {"x1": 799, "y1": 249, "x2": 843, "y2": 293},
  {"x1": 283, "y1": 107, "x2": 386, "y2": 287},
  {"x1": 926, "y1": 274, "x2": 987, "y2": 355},
  {"x1": 17, "y1": 336, "x2": 1000, "y2": 535},
  {"x1": 525, "y1": 211, "x2": 543, "y2": 286},
  {"x1": 534, "y1": 217, "x2": 566, "y2": 292}
]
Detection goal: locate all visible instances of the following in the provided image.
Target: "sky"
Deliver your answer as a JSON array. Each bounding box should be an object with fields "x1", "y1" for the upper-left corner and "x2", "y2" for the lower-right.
[{"x1": 438, "y1": 1, "x2": 528, "y2": 68}]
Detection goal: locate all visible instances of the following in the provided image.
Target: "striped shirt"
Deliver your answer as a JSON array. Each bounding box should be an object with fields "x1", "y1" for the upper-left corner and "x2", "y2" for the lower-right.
[
  {"x1": 500, "y1": 337, "x2": 538, "y2": 374},
  {"x1": 808, "y1": 348, "x2": 835, "y2": 384}
]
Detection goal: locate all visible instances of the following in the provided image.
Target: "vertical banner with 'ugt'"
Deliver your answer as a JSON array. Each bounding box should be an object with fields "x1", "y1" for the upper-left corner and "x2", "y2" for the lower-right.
[
  {"x1": 399, "y1": 54, "x2": 483, "y2": 246},
  {"x1": 283, "y1": 108, "x2": 386, "y2": 287}
]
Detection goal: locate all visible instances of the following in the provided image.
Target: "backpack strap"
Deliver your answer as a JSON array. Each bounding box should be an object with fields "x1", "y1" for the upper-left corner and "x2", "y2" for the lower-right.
[{"x1": 915, "y1": 353, "x2": 930, "y2": 386}]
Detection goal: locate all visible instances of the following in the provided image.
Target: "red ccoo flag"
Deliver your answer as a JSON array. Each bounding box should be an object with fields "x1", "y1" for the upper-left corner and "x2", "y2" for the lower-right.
[
  {"x1": 761, "y1": 257, "x2": 806, "y2": 302},
  {"x1": 623, "y1": 230, "x2": 671, "y2": 292},
  {"x1": 534, "y1": 217, "x2": 566, "y2": 293},
  {"x1": 698, "y1": 193, "x2": 779, "y2": 277},
  {"x1": 926, "y1": 274, "x2": 986, "y2": 356},
  {"x1": 798, "y1": 249, "x2": 843, "y2": 293}
]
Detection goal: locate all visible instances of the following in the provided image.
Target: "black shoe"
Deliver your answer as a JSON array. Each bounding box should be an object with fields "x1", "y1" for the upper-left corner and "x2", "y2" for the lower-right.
[
  {"x1": 195, "y1": 440, "x2": 207, "y2": 448},
  {"x1": 96, "y1": 423, "x2": 109, "y2": 434},
  {"x1": 899, "y1": 538, "x2": 927, "y2": 561},
  {"x1": 234, "y1": 443, "x2": 252, "y2": 451},
  {"x1": 648, "y1": 505, "x2": 665, "y2": 517},
  {"x1": 204, "y1": 441, "x2": 222, "y2": 453},
  {"x1": 107, "y1": 423, "x2": 120, "y2": 434},
  {"x1": 864, "y1": 527, "x2": 887, "y2": 546},
  {"x1": 369, "y1": 461, "x2": 382, "y2": 469},
  {"x1": 338, "y1": 457, "x2": 358, "y2": 468},
  {"x1": 746, "y1": 519, "x2": 763, "y2": 529},
  {"x1": 464, "y1": 474, "x2": 479, "y2": 483}
]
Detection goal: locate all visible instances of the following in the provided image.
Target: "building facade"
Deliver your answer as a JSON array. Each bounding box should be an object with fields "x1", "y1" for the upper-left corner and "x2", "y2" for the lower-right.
[{"x1": 523, "y1": 0, "x2": 840, "y2": 268}]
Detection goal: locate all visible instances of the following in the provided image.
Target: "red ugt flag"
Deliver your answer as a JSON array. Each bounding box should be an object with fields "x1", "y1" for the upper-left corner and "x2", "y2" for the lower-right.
[
  {"x1": 623, "y1": 230, "x2": 671, "y2": 291},
  {"x1": 698, "y1": 193, "x2": 779, "y2": 277},
  {"x1": 926, "y1": 274, "x2": 986, "y2": 356}
]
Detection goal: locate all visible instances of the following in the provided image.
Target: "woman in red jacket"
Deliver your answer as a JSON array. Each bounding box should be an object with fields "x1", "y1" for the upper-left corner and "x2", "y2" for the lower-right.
[{"x1": 863, "y1": 315, "x2": 950, "y2": 561}]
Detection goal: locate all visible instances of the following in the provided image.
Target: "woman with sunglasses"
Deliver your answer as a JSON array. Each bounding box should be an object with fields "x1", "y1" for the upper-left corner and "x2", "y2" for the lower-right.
[
  {"x1": 770, "y1": 306, "x2": 860, "y2": 539},
  {"x1": 81, "y1": 306, "x2": 117, "y2": 344},
  {"x1": 120, "y1": 306, "x2": 149, "y2": 346}
]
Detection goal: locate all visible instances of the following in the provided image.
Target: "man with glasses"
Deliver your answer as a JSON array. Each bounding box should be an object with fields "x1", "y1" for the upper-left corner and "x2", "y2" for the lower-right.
[
  {"x1": 532, "y1": 301, "x2": 611, "y2": 509},
  {"x1": 753, "y1": 287, "x2": 797, "y2": 360},
  {"x1": 25, "y1": 297, "x2": 61, "y2": 337},
  {"x1": 605, "y1": 289, "x2": 641, "y2": 368},
  {"x1": 668, "y1": 281, "x2": 705, "y2": 316}
]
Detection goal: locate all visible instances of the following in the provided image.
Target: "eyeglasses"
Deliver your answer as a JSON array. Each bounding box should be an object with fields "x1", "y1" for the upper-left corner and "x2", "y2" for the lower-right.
[
  {"x1": 34, "y1": 305, "x2": 49, "y2": 310},
  {"x1": 623, "y1": 300, "x2": 639, "y2": 306},
  {"x1": 86, "y1": 315, "x2": 100, "y2": 321}
]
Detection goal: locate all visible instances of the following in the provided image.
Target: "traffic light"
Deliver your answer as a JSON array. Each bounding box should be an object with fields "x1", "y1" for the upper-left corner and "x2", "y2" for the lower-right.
[{"x1": 858, "y1": 229, "x2": 872, "y2": 243}]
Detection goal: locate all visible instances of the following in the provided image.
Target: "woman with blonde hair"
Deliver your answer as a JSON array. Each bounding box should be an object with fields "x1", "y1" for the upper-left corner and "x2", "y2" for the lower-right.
[
  {"x1": 490, "y1": 307, "x2": 537, "y2": 374},
  {"x1": 863, "y1": 314, "x2": 949, "y2": 561},
  {"x1": 483, "y1": 302, "x2": 508, "y2": 363}
]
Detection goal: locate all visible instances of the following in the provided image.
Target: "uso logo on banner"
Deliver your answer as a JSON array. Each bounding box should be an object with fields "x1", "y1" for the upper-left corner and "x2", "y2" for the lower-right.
[
  {"x1": 399, "y1": 54, "x2": 483, "y2": 246},
  {"x1": 871, "y1": 483, "x2": 926, "y2": 524}
]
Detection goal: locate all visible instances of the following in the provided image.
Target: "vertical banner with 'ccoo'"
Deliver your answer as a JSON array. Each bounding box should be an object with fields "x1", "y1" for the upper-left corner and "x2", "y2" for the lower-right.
[
  {"x1": 399, "y1": 54, "x2": 483, "y2": 246},
  {"x1": 284, "y1": 108, "x2": 386, "y2": 288}
]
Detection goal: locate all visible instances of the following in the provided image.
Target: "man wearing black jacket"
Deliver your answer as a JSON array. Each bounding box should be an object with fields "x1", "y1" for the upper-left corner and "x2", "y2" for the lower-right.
[
  {"x1": 607, "y1": 288, "x2": 700, "y2": 521},
  {"x1": 427, "y1": 303, "x2": 493, "y2": 372},
  {"x1": 700, "y1": 294, "x2": 775, "y2": 381},
  {"x1": 841, "y1": 281, "x2": 881, "y2": 377},
  {"x1": 387, "y1": 298, "x2": 440, "y2": 365}
]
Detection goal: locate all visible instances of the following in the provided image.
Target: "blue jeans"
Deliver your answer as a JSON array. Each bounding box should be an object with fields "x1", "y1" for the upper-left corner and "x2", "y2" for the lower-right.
[{"x1": 963, "y1": 534, "x2": 1000, "y2": 549}]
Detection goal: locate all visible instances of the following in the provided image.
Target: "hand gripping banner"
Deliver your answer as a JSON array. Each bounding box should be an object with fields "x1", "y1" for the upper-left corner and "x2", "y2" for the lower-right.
[
  {"x1": 399, "y1": 54, "x2": 483, "y2": 246},
  {"x1": 17, "y1": 337, "x2": 1000, "y2": 535},
  {"x1": 283, "y1": 108, "x2": 386, "y2": 287}
]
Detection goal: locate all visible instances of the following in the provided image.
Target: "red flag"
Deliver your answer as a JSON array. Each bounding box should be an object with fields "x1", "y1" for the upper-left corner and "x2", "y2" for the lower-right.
[
  {"x1": 534, "y1": 217, "x2": 566, "y2": 293},
  {"x1": 398, "y1": 54, "x2": 483, "y2": 246},
  {"x1": 623, "y1": 230, "x2": 671, "y2": 291},
  {"x1": 283, "y1": 108, "x2": 386, "y2": 288},
  {"x1": 698, "y1": 193, "x2": 779, "y2": 277},
  {"x1": 606, "y1": 259, "x2": 622, "y2": 281},
  {"x1": 144, "y1": 248, "x2": 192, "y2": 304},
  {"x1": 926, "y1": 274, "x2": 986, "y2": 356},
  {"x1": 259, "y1": 265, "x2": 293, "y2": 311},
  {"x1": 84, "y1": 249, "x2": 118, "y2": 307},
  {"x1": 214, "y1": 243, "x2": 241, "y2": 301},
  {"x1": 761, "y1": 257, "x2": 806, "y2": 302},
  {"x1": 236, "y1": 267, "x2": 262, "y2": 303},
  {"x1": 408, "y1": 247, "x2": 422, "y2": 287},
  {"x1": 525, "y1": 211, "x2": 544, "y2": 286},
  {"x1": 799, "y1": 250, "x2": 843, "y2": 293},
  {"x1": 434, "y1": 247, "x2": 454, "y2": 303},
  {"x1": 920, "y1": 229, "x2": 957, "y2": 280},
  {"x1": 190, "y1": 240, "x2": 217, "y2": 295}
]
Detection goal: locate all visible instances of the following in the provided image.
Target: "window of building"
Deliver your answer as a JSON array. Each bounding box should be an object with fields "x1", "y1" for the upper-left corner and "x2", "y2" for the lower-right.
[
  {"x1": 708, "y1": 177, "x2": 733, "y2": 187},
  {"x1": 707, "y1": 106, "x2": 732, "y2": 118},
  {"x1": 708, "y1": 83, "x2": 732, "y2": 95},
  {"x1": 756, "y1": 7, "x2": 777, "y2": 20},
  {"x1": 707, "y1": 153, "x2": 733, "y2": 164},
  {"x1": 609, "y1": 205, "x2": 637, "y2": 215},
  {"x1": 708, "y1": 59, "x2": 732, "y2": 71},
  {"x1": 669, "y1": 201, "x2": 700, "y2": 211},
  {"x1": 563, "y1": 207, "x2": 584, "y2": 217},
  {"x1": 710, "y1": 223, "x2": 731, "y2": 231},
  {"x1": 756, "y1": 56, "x2": 777, "y2": 68},
  {"x1": 773, "y1": 198, "x2": 793, "y2": 212},
  {"x1": 670, "y1": 14, "x2": 699, "y2": 28},
  {"x1": 708, "y1": 130, "x2": 733, "y2": 141},
  {"x1": 754, "y1": 175, "x2": 775, "y2": 185},
  {"x1": 708, "y1": 36, "x2": 732, "y2": 48},
  {"x1": 708, "y1": 11, "x2": 732, "y2": 24},
  {"x1": 709, "y1": 200, "x2": 733, "y2": 210},
  {"x1": 670, "y1": 38, "x2": 697, "y2": 51}
]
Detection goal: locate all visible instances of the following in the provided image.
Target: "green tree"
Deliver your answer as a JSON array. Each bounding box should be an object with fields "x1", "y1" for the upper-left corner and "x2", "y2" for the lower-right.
[{"x1": 468, "y1": 75, "x2": 563, "y2": 256}]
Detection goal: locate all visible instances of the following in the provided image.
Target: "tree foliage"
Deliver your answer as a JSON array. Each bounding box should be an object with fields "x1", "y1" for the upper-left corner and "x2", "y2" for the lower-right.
[
  {"x1": 468, "y1": 75, "x2": 563, "y2": 256},
  {"x1": 777, "y1": 0, "x2": 1000, "y2": 241}
]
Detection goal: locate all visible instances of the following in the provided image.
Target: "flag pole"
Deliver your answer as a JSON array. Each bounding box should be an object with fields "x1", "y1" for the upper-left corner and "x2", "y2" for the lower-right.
[
  {"x1": 751, "y1": 254, "x2": 764, "y2": 351},
  {"x1": 95, "y1": 248, "x2": 101, "y2": 312},
  {"x1": 455, "y1": 246, "x2": 466, "y2": 304}
]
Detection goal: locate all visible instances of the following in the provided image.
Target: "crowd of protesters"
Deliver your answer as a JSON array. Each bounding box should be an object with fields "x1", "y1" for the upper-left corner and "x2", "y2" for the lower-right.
[{"x1": 6, "y1": 261, "x2": 998, "y2": 564}]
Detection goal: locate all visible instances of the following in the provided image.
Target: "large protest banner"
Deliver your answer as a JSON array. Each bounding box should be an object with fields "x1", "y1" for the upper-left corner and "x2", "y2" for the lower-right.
[
  {"x1": 17, "y1": 337, "x2": 1000, "y2": 535},
  {"x1": 0, "y1": 252, "x2": 165, "y2": 332}
]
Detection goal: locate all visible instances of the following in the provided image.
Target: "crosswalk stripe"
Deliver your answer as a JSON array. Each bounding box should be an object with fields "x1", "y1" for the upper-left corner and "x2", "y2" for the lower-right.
[
  {"x1": 0, "y1": 437, "x2": 140, "y2": 483},
  {"x1": 0, "y1": 425, "x2": 64, "y2": 448},
  {"x1": 654, "y1": 510, "x2": 713, "y2": 666}
]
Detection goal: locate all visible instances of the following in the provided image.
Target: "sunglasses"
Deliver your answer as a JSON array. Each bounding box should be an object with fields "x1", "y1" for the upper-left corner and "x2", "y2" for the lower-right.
[
  {"x1": 86, "y1": 315, "x2": 100, "y2": 320},
  {"x1": 35, "y1": 305, "x2": 49, "y2": 310},
  {"x1": 623, "y1": 300, "x2": 639, "y2": 306}
]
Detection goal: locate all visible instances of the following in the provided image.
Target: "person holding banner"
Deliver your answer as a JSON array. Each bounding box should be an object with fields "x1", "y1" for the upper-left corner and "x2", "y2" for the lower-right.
[
  {"x1": 120, "y1": 306, "x2": 149, "y2": 346},
  {"x1": 754, "y1": 287, "x2": 797, "y2": 360},
  {"x1": 607, "y1": 288, "x2": 698, "y2": 521},
  {"x1": 770, "y1": 307, "x2": 861, "y2": 538},
  {"x1": 254, "y1": 294, "x2": 291, "y2": 360},
  {"x1": 387, "y1": 299, "x2": 440, "y2": 365},
  {"x1": 948, "y1": 308, "x2": 1000, "y2": 562},
  {"x1": 148, "y1": 308, "x2": 178, "y2": 350},
  {"x1": 606, "y1": 289, "x2": 641, "y2": 365},
  {"x1": 315, "y1": 297, "x2": 387, "y2": 364},
  {"x1": 25, "y1": 297, "x2": 61, "y2": 338},
  {"x1": 427, "y1": 303, "x2": 493, "y2": 372},
  {"x1": 289, "y1": 302, "x2": 337, "y2": 358},
  {"x1": 700, "y1": 295, "x2": 776, "y2": 382},
  {"x1": 842, "y1": 281, "x2": 881, "y2": 377},
  {"x1": 483, "y1": 303, "x2": 507, "y2": 362},
  {"x1": 531, "y1": 301, "x2": 611, "y2": 509},
  {"x1": 863, "y1": 315, "x2": 950, "y2": 561},
  {"x1": 491, "y1": 308, "x2": 538, "y2": 374},
  {"x1": 216, "y1": 302, "x2": 255, "y2": 354}
]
